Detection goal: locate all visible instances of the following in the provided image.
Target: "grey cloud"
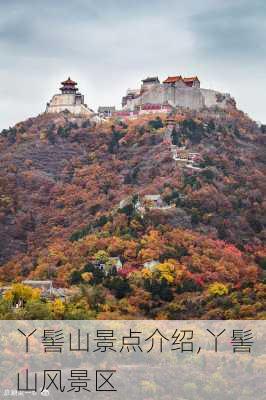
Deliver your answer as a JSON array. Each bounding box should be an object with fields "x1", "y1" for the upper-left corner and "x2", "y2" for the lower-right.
[
  {"x1": 190, "y1": 1, "x2": 266, "y2": 60},
  {"x1": 0, "y1": 0, "x2": 265, "y2": 130}
]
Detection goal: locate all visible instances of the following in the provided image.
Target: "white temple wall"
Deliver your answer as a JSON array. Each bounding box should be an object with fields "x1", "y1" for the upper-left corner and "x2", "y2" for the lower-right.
[
  {"x1": 46, "y1": 93, "x2": 93, "y2": 116},
  {"x1": 46, "y1": 102, "x2": 93, "y2": 116},
  {"x1": 124, "y1": 84, "x2": 234, "y2": 111},
  {"x1": 49, "y1": 93, "x2": 76, "y2": 106}
]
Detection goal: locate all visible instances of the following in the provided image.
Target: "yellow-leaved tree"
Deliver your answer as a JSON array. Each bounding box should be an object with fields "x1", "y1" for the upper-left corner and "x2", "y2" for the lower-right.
[
  {"x1": 208, "y1": 282, "x2": 229, "y2": 296},
  {"x1": 4, "y1": 283, "x2": 40, "y2": 306},
  {"x1": 50, "y1": 298, "x2": 65, "y2": 318}
]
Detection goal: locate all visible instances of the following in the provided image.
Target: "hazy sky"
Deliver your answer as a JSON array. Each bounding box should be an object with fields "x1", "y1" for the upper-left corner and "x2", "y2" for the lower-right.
[{"x1": 0, "y1": 0, "x2": 265, "y2": 130}]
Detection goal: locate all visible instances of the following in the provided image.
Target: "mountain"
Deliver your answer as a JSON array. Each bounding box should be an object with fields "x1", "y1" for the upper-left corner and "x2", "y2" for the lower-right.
[{"x1": 0, "y1": 107, "x2": 265, "y2": 319}]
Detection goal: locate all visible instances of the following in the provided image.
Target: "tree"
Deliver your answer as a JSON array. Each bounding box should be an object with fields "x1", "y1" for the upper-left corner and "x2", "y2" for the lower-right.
[
  {"x1": 81, "y1": 272, "x2": 93, "y2": 283},
  {"x1": 94, "y1": 250, "x2": 109, "y2": 264},
  {"x1": 171, "y1": 128, "x2": 181, "y2": 146},
  {"x1": 180, "y1": 119, "x2": 205, "y2": 144},
  {"x1": 4, "y1": 284, "x2": 40, "y2": 307},
  {"x1": 25, "y1": 301, "x2": 52, "y2": 319},
  {"x1": 104, "y1": 277, "x2": 131, "y2": 299},
  {"x1": 260, "y1": 124, "x2": 266, "y2": 134},
  {"x1": 208, "y1": 282, "x2": 229, "y2": 297},
  {"x1": 70, "y1": 270, "x2": 82, "y2": 284},
  {"x1": 148, "y1": 117, "x2": 163, "y2": 130},
  {"x1": 50, "y1": 298, "x2": 65, "y2": 318}
]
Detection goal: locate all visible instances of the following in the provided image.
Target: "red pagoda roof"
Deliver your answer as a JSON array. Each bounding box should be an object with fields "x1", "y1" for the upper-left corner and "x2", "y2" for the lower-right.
[
  {"x1": 183, "y1": 76, "x2": 199, "y2": 82},
  {"x1": 61, "y1": 77, "x2": 77, "y2": 86},
  {"x1": 183, "y1": 76, "x2": 199, "y2": 87},
  {"x1": 163, "y1": 76, "x2": 183, "y2": 84},
  {"x1": 163, "y1": 75, "x2": 200, "y2": 86}
]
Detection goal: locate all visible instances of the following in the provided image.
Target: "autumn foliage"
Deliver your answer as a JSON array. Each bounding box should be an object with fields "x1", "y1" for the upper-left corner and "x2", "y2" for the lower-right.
[{"x1": 0, "y1": 107, "x2": 265, "y2": 319}]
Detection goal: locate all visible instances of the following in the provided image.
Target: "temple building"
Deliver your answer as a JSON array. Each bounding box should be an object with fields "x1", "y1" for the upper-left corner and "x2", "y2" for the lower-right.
[
  {"x1": 122, "y1": 74, "x2": 235, "y2": 111},
  {"x1": 46, "y1": 77, "x2": 94, "y2": 116},
  {"x1": 163, "y1": 76, "x2": 200, "y2": 88},
  {"x1": 98, "y1": 106, "x2": 116, "y2": 118},
  {"x1": 141, "y1": 76, "x2": 160, "y2": 91}
]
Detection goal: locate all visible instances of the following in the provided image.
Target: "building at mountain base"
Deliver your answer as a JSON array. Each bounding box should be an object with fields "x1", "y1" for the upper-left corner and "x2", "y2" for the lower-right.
[
  {"x1": 46, "y1": 77, "x2": 94, "y2": 117},
  {"x1": 98, "y1": 106, "x2": 116, "y2": 118},
  {"x1": 122, "y1": 75, "x2": 236, "y2": 111}
]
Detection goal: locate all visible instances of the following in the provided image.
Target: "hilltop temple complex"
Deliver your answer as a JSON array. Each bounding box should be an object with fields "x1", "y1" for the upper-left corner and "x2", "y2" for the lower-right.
[
  {"x1": 45, "y1": 74, "x2": 235, "y2": 119},
  {"x1": 121, "y1": 75, "x2": 235, "y2": 112},
  {"x1": 46, "y1": 78, "x2": 94, "y2": 116}
]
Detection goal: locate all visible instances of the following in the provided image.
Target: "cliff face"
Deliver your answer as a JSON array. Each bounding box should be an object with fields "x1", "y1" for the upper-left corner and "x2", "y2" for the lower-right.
[{"x1": 0, "y1": 107, "x2": 265, "y2": 272}]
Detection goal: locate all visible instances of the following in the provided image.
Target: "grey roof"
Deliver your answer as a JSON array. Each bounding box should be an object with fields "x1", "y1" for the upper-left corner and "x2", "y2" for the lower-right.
[
  {"x1": 142, "y1": 76, "x2": 160, "y2": 83},
  {"x1": 98, "y1": 106, "x2": 116, "y2": 112}
]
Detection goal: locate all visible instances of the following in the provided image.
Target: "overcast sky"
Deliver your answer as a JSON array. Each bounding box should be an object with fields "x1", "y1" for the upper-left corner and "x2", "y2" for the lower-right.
[{"x1": 0, "y1": 0, "x2": 265, "y2": 130}]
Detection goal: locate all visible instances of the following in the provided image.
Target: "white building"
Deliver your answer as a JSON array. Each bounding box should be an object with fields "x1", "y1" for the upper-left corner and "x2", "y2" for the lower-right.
[
  {"x1": 98, "y1": 106, "x2": 116, "y2": 118},
  {"x1": 143, "y1": 194, "x2": 163, "y2": 206},
  {"x1": 46, "y1": 77, "x2": 94, "y2": 117},
  {"x1": 22, "y1": 280, "x2": 53, "y2": 296},
  {"x1": 94, "y1": 257, "x2": 123, "y2": 275},
  {"x1": 143, "y1": 260, "x2": 160, "y2": 271}
]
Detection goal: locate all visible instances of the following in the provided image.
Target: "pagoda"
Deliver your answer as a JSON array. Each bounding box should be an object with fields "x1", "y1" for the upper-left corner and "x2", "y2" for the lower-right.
[
  {"x1": 60, "y1": 77, "x2": 78, "y2": 94},
  {"x1": 46, "y1": 77, "x2": 94, "y2": 117}
]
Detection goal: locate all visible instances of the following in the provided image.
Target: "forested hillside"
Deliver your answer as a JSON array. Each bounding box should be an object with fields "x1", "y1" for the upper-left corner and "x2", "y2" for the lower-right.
[{"x1": 0, "y1": 107, "x2": 265, "y2": 319}]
